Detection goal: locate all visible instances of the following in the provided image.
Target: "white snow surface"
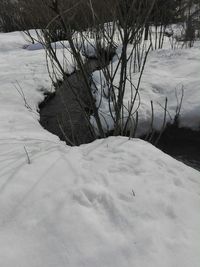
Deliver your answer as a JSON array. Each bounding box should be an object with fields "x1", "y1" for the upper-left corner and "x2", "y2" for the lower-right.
[{"x1": 0, "y1": 31, "x2": 200, "y2": 267}]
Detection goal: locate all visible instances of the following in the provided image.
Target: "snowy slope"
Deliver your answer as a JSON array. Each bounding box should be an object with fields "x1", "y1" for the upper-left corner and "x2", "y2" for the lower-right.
[
  {"x1": 138, "y1": 47, "x2": 200, "y2": 132},
  {"x1": 0, "y1": 31, "x2": 200, "y2": 267},
  {"x1": 0, "y1": 137, "x2": 200, "y2": 267}
]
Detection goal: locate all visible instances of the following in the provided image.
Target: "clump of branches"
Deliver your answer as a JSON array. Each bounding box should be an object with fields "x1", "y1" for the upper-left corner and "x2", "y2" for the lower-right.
[
  {"x1": 14, "y1": 0, "x2": 199, "y2": 145},
  {"x1": 29, "y1": 0, "x2": 158, "y2": 144}
]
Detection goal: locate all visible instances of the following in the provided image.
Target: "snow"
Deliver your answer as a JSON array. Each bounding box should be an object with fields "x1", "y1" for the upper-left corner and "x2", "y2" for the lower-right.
[
  {"x1": 0, "y1": 31, "x2": 27, "y2": 52},
  {"x1": 0, "y1": 30, "x2": 200, "y2": 267},
  {"x1": 91, "y1": 43, "x2": 200, "y2": 135}
]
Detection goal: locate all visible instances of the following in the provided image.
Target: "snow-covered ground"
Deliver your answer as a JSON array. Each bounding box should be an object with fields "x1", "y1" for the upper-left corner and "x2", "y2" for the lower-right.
[{"x1": 0, "y1": 31, "x2": 200, "y2": 267}]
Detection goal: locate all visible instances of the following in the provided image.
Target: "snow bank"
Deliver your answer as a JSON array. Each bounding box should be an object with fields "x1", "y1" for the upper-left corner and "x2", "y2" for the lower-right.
[
  {"x1": 92, "y1": 45, "x2": 200, "y2": 135},
  {"x1": 0, "y1": 30, "x2": 200, "y2": 267},
  {"x1": 0, "y1": 31, "x2": 26, "y2": 52},
  {"x1": 25, "y1": 40, "x2": 70, "y2": 51},
  {"x1": 0, "y1": 137, "x2": 200, "y2": 267},
  {"x1": 139, "y1": 47, "x2": 200, "y2": 131},
  {"x1": 24, "y1": 33, "x2": 99, "y2": 58}
]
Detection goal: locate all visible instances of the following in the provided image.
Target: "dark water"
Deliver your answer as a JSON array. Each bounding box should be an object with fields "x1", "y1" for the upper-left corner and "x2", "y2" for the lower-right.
[
  {"x1": 39, "y1": 60, "x2": 99, "y2": 146},
  {"x1": 156, "y1": 127, "x2": 200, "y2": 172},
  {"x1": 162, "y1": 144, "x2": 200, "y2": 171}
]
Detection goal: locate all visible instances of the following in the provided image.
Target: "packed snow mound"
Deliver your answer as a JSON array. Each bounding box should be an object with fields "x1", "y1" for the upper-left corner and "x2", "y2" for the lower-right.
[{"x1": 0, "y1": 137, "x2": 200, "y2": 267}]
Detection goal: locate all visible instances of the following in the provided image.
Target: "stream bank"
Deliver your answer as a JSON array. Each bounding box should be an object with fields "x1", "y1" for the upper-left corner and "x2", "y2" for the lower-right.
[{"x1": 39, "y1": 60, "x2": 200, "y2": 172}]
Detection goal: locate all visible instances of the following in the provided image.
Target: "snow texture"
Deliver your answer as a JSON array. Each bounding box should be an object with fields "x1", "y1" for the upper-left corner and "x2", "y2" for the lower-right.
[{"x1": 0, "y1": 30, "x2": 200, "y2": 267}]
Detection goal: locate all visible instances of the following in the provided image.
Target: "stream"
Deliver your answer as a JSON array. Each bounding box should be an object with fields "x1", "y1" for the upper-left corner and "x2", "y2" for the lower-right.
[{"x1": 156, "y1": 126, "x2": 200, "y2": 172}]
